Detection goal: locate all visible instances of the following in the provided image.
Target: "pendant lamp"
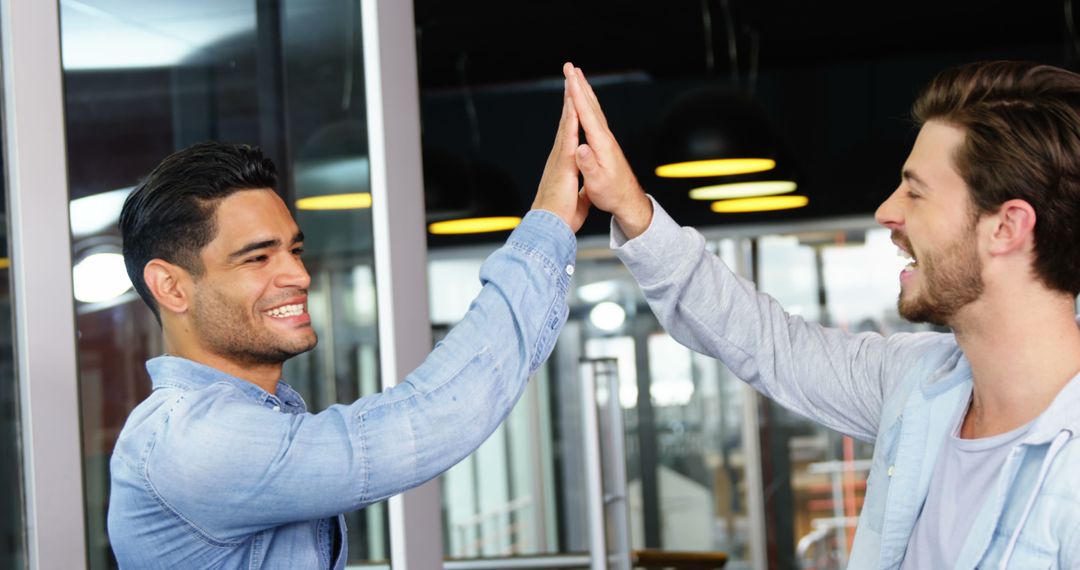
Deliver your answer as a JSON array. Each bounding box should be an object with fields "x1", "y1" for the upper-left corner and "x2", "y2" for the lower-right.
[
  {"x1": 655, "y1": 87, "x2": 781, "y2": 178},
  {"x1": 656, "y1": 87, "x2": 808, "y2": 213}
]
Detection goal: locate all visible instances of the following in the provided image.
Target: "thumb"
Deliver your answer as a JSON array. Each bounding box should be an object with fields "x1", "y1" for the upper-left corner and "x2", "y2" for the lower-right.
[
  {"x1": 577, "y1": 186, "x2": 592, "y2": 212},
  {"x1": 575, "y1": 144, "x2": 599, "y2": 175}
]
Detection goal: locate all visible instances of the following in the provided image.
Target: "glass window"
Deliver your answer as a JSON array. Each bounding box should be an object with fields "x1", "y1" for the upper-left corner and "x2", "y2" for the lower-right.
[
  {"x1": 59, "y1": 1, "x2": 385, "y2": 566},
  {"x1": 427, "y1": 250, "x2": 566, "y2": 560},
  {"x1": 430, "y1": 243, "x2": 755, "y2": 567},
  {"x1": 0, "y1": 49, "x2": 28, "y2": 569},
  {"x1": 429, "y1": 222, "x2": 930, "y2": 569},
  {"x1": 756, "y1": 227, "x2": 934, "y2": 568}
]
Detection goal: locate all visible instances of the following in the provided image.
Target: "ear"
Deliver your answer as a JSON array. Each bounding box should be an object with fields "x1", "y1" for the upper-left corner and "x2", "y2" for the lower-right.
[
  {"x1": 143, "y1": 259, "x2": 192, "y2": 315},
  {"x1": 986, "y1": 199, "x2": 1036, "y2": 257}
]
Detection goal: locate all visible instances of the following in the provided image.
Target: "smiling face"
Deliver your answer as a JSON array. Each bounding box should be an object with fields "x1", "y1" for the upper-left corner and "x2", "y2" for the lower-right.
[
  {"x1": 875, "y1": 120, "x2": 986, "y2": 326},
  {"x1": 187, "y1": 188, "x2": 317, "y2": 367}
]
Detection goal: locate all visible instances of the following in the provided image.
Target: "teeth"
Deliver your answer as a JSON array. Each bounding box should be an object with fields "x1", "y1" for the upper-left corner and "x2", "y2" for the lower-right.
[
  {"x1": 897, "y1": 248, "x2": 916, "y2": 266},
  {"x1": 266, "y1": 303, "x2": 305, "y2": 318}
]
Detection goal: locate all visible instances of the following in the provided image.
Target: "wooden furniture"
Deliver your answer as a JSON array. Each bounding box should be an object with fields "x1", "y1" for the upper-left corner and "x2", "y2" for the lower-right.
[{"x1": 631, "y1": 549, "x2": 728, "y2": 569}]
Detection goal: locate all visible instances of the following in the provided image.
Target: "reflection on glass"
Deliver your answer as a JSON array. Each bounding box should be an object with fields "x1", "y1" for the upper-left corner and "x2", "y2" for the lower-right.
[
  {"x1": 757, "y1": 227, "x2": 933, "y2": 569},
  {"x1": 0, "y1": 70, "x2": 28, "y2": 570},
  {"x1": 432, "y1": 247, "x2": 566, "y2": 561},
  {"x1": 430, "y1": 224, "x2": 918, "y2": 568},
  {"x1": 431, "y1": 246, "x2": 754, "y2": 567},
  {"x1": 60, "y1": 0, "x2": 385, "y2": 566}
]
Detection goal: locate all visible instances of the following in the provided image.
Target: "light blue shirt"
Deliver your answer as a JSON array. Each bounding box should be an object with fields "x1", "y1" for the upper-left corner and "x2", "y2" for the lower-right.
[
  {"x1": 107, "y1": 210, "x2": 576, "y2": 569},
  {"x1": 901, "y1": 396, "x2": 1034, "y2": 569},
  {"x1": 612, "y1": 197, "x2": 1080, "y2": 569}
]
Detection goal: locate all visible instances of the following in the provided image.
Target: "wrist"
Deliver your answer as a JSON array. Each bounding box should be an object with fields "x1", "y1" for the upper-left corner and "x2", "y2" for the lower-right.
[{"x1": 612, "y1": 191, "x2": 652, "y2": 239}]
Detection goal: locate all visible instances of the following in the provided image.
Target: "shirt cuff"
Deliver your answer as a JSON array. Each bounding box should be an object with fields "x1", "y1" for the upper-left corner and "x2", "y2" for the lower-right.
[
  {"x1": 508, "y1": 209, "x2": 578, "y2": 282},
  {"x1": 609, "y1": 195, "x2": 702, "y2": 288}
]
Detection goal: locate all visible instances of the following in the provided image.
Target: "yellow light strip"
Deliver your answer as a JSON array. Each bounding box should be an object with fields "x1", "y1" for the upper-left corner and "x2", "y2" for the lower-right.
[
  {"x1": 655, "y1": 158, "x2": 775, "y2": 178},
  {"x1": 689, "y1": 180, "x2": 797, "y2": 200},
  {"x1": 0, "y1": 258, "x2": 9, "y2": 269},
  {"x1": 428, "y1": 216, "x2": 522, "y2": 235},
  {"x1": 711, "y1": 195, "x2": 809, "y2": 213},
  {"x1": 296, "y1": 192, "x2": 372, "y2": 210}
]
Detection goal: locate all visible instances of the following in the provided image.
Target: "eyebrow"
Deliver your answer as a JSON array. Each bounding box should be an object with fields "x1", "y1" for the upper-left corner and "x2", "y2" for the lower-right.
[
  {"x1": 227, "y1": 231, "x2": 304, "y2": 261},
  {"x1": 901, "y1": 169, "x2": 929, "y2": 189}
]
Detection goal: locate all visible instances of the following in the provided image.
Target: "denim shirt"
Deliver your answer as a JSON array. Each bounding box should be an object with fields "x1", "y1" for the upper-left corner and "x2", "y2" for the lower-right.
[
  {"x1": 613, "y1": 197, "x2": 1080, "y2": 569},
  {"x1": 107, "y1": 210, "x2": 576, "y2": 569}
]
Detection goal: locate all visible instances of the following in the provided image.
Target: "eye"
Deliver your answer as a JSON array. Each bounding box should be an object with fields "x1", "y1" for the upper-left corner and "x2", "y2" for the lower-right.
[
  {"x1": 906, "y1": 190, "x2": 921, "y2": 200},
  {"x1": 245, "y1": 255, "x2": 268, "y2": 264},
  {"x1": 292, "y1": 246, "x2": 305, "y2": 256}
]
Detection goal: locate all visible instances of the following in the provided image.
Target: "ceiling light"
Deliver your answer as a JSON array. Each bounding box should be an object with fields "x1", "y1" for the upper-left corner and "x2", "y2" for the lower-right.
[
  {"x1": 689, "y1": 180, "x2": 797, "y2": 200},
  {"x1": 655, "y1": 88, "x2": 782, "y2": 179},
  {"x1": 656, "y1": 158, "x2": 775, "y2": 178},
  {"x1": 70, "y1": 187, "x2": 134, "y2": 238},
  {"x1": 428, "y1": 216, "x2": 521, "y2": 235},
  {"x1": 711, "y1": 195, "x2": 809, "y2": 213},
  {"x1": 59, "y1": 0, "x2": 253, "y2": 70},
  {"x1": 589, "y1": 301, "x2": 626, "y2": 332},
  {"x1": 296, "y1": 192, "x2": 372, "y2": 210},
  {"x1": 577, "y1": 280, "x2": 618, "y2": 304},
  {"x1": 72, "y1": 252, "x2": 132, "y2": 303},
  {"x1": 425, "y1": 153, "x2": 524, "y2": 237}
]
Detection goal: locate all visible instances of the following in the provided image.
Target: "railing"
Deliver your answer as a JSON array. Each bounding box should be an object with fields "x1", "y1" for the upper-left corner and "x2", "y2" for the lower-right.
[
  {"x1": 449, "y1": 496, "x2": 534, "y2": 557},
  {"x1": 797, "y1": 458, "x2": 872, "y2": 569}
]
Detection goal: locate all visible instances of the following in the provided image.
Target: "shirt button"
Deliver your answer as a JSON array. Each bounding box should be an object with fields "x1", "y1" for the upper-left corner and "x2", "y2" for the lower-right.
[
  {"x1": 272, "y1": 405, "x2": 281, "y2": 412},
  {"x1": 887, "y1": 465, "x2": 895, "y2": 477},
  {"x1": 565, "y1": 265, "x2": 575, "y2": 276}
]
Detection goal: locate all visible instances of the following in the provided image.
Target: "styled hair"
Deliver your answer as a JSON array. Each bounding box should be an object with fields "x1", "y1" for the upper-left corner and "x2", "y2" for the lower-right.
[
  {"x1": 119, "y1": 142, "x2": 278, "y2": 320},
  {"x1": 912, "y1": 60, "x2": 1080, "y2": 296}
]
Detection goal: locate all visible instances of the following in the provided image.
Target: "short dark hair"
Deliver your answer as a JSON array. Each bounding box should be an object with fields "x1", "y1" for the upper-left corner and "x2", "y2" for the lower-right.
[
  {"x1": 119, "y1": 142, "x2": 278, "y2": 321},
  {"x1": 913, "y1": 61, "x2": 1080, "y2": 296}
]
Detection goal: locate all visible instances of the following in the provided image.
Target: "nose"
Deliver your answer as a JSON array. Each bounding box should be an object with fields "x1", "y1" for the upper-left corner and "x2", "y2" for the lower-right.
[
  {"x1": 276, "y1": 252, "x2": 311, "y2": 291},
  {"x1": 875, "y1": 186, "x2": 904, "y2": 230}
]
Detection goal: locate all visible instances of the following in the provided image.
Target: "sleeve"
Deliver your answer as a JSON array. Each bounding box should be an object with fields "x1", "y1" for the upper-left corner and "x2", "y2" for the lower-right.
[
  {"x1": 149, "y1": 209, "x2": 576, "y2": 539},
  {"x1": 612, "y1": 196, "x2": 931, "y2": 442}
]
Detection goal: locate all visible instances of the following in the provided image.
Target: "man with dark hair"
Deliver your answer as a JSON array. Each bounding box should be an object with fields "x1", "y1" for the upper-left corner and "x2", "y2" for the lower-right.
[
  {"x1": 107, "y1": 87, "x2": 590, "y2": 568},
  {"x1": 563, "y1": 58, "x2": 1080, "y2": 568}
]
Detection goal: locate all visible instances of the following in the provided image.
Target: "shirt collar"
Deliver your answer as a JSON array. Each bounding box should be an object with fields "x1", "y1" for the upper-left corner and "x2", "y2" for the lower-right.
[
  {"x1": 1022, "y1": 371, "x2": 1080, "y2": 445},
  {"x1": 146, "y1": 355, "x2": 307, "y2": 412}
]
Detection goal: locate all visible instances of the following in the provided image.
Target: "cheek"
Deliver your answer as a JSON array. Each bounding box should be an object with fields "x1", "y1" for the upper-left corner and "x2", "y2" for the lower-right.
[{"x1": 205, "y1": 275, "x2": 267, "y2": 314}]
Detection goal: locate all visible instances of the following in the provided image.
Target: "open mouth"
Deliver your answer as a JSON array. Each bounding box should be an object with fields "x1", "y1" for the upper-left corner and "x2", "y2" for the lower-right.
[
  {"x1": 897, "y1": 247, "x2": 917, "y2": 271},
  {"x1": 264, "y1": 303, "x2": 306, "y2": 318}
]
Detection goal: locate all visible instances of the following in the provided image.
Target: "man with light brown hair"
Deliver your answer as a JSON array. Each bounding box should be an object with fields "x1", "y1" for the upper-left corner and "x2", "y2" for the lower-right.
[{"x1": 563, "y1": 59, "x2": 1080, "y2": 568}]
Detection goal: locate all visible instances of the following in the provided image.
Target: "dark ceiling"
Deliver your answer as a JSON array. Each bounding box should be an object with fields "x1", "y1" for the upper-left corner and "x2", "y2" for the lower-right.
[
  {"x1": 411, "y1": 0, "x2": 1075, "y2": 244},
  {"x1": 414, "y1": 0, "x2": 1068, "y2": 89},
  {"x1": 58, "y1": 0, "x2": 1078, "y2": 250}
]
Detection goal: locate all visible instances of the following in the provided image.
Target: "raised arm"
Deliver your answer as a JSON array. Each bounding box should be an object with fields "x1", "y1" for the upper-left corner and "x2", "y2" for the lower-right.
[
  {"x1": 564, "y1": 62, "x2": 941, "y2": 441},
  {"x1": 147, "y1": 85, "x2": 584, "y2": 538}
]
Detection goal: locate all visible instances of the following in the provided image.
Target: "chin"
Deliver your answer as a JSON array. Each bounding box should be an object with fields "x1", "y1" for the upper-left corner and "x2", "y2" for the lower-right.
[{"x1": 290, "y1": 334, "x2": 319, "y2": 355}]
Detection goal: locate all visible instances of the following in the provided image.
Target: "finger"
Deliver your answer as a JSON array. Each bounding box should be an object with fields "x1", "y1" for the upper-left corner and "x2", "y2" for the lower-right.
[
  {"x1": 563, "y1": 93, "x2": 579, "y2": 153},
  {"x1": 545, "y1": 88, "x2": 572, "y2": 166},
  {"x1": 566, "y1": 71, "x2": 611, "y2": 154},
  {"x1": 577, "y1": 187, "x2": 592, "y2": 213},
  {"x1": 575, "y1": 67, "x2": 609, "y2": 129},
  {"x1": 575, "y1": 143, "x2": 601, "y2": 177}
]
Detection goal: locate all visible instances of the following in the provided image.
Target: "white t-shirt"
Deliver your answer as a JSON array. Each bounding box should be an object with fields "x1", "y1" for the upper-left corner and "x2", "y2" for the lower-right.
[{"x1": 900, "y1": 398, "x2": 1035, "y2": 569}]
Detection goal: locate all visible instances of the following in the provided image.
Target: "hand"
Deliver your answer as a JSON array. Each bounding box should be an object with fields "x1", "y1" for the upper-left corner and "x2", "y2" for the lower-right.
[
  {"x1": 564, "y1": 62, "x2": 653, "y2": 239},
  {"x1": 531, "y1": 81, "x2": 591, "y2": 232}
]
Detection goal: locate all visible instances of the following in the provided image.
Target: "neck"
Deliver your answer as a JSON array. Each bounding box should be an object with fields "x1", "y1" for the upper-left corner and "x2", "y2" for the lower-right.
[
  {"x1": 163, "y1": 333, "x2": 282, "y2": 394},
  {"x1": 951, "y1": 288, "x2": 1080, "y2": 438}
]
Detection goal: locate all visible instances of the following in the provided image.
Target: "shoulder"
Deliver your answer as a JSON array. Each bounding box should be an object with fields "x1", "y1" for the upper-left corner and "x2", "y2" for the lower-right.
[
  {"x1": 880, "y1": 329, "x2": 957, "y2": 362},
  {"x1": 879, "y1": 330, "x2": 963, "y2": 388},
  {"x1": 139, "y1": 382, "x2": 283, "y2": 479}
]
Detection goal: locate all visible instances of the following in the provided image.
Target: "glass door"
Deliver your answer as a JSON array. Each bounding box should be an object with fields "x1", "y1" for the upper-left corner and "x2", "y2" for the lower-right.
[
  {"x1": 0, "y1": 30, "x2": 28, "y2": 568},
  {"x1": 58, "y1": 1, "x2": 387, "y2": 566}
]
